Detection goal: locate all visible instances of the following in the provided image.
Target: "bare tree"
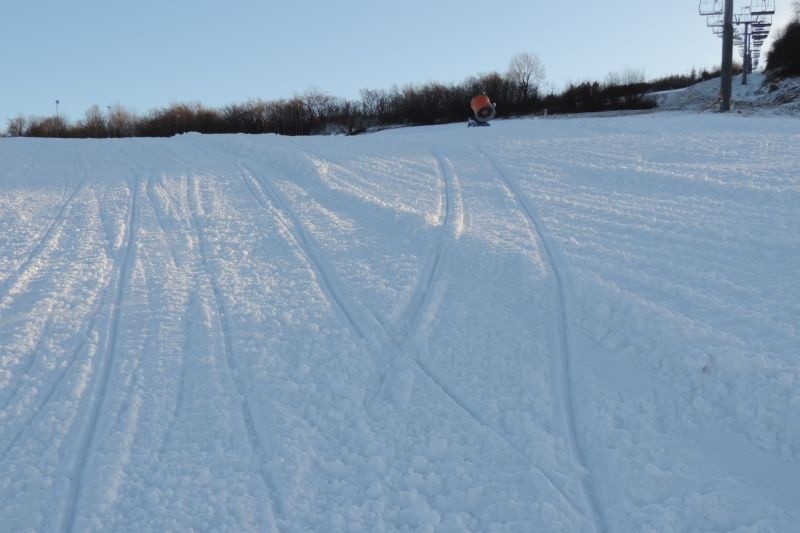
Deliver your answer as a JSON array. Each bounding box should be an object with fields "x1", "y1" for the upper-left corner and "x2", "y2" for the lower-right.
[
  {"x1": 81, "y1": 105, "x2": 107, "y2": 138},
  {"x1": 107, "y1": 103, "x2": 136, "y2": 137},
  {"x1": 24, "y1": 115, "x2": 67, "y2": 137},
  {"x1": 303, "y1": 88, "x2": 337, "y2": 131},
  {"x1": 605, "y1": 68, "x2": 645, "y2": 87},
  {"x1": 6, "y1": 116, "x2": 26, "y2": 137},
  {"x1": 507, "y1": 52, "x2": 546, "y2": 99}
]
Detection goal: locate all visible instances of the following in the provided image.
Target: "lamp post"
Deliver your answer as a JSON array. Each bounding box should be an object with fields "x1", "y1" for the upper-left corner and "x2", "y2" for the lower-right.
[{"x1": 55, "y1": 99, "x2": 60, "y2": 119}]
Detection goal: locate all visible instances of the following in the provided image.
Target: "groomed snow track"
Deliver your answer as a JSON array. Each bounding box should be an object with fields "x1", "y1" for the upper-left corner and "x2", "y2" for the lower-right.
[{"x1": 1, "y1": 113, "x2": 799, "y2": 532}]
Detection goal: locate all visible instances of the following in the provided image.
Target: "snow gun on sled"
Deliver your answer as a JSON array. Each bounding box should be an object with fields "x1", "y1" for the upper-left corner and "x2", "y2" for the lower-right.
[{"x1": 468, "y1": 94, "x2": 495, "y2": 127}]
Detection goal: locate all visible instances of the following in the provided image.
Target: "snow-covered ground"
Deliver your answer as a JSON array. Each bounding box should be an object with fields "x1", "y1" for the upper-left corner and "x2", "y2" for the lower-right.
[
  {"x1": 1, "y1": 113, "x2": 799, "y2": 532},
  {"x1": 654, "y1": 72, "x2": 800, "y2": 114}
]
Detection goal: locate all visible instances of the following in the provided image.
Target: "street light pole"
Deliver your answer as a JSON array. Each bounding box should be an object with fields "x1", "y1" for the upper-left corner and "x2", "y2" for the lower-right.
[{"x1": 55, "y1": 99, "x2": 60, "y2": 119}]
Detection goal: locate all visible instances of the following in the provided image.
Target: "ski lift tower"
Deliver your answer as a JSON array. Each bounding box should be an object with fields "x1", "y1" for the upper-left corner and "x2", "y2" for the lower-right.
[
  {"x1": 734, "y1": 2, "x2": 775, "y2": 83},
  {"x1": 746, "y1": 0, "x2": 775, "y2": 71},
  {"x1": 699, "y1": 0, "x2": 775, "y2": 111}
]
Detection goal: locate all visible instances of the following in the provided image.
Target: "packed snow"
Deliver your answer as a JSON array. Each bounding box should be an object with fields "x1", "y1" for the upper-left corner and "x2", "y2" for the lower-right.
[{"x1": 1, "y1": 111, "x2": 799, "y2": 532}]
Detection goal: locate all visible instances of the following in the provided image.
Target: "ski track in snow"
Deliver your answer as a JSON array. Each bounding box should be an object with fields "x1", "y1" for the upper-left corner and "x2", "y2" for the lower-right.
[
  {"x1": 360, "y1": 152, "x2": 456, "y2": 408},
  {"x1": 238, "y1": 163, "x2": 373, "y2": 344},
  {"x1": 187, "y1": 175, "x2": 283, "y2": 530},
  {"x1": 284, "y1": 145, "x2": 596, "y2": 524},
  {"x1": 482, "y1": 151, "x2": 606, "y2": 533},
  {"x1": 223, "y1": 144, "x2": 595, "y2": 525},
  {"x1": 1, "y1": 114, "x2": 798, "y2": 532},
  {"x1": 0, "y1": 157, "x2": 86, "y2": 313},
  {"x1": 61, "y1": 176, "x2": 139, "y2": 533}
]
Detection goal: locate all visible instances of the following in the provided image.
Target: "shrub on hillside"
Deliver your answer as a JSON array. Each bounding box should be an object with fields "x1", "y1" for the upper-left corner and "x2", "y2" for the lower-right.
[{"x1": 766, "y1": 20, "x2": 800, "y2": 78}]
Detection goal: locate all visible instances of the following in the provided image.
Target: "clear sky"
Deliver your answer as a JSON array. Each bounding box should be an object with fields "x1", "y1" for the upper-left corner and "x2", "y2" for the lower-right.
[{"x1": 1, "y1": 0, "x2": 795, "y2": 130}]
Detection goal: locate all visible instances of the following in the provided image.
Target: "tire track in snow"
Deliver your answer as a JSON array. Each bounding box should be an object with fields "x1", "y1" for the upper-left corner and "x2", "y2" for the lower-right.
[
  {"x1": 391, "y1": 153, "x2": 461, "y2": 340},
  {"x1": 61, "y1": 177, "x2": 140, "y2": 533},
  {"x1": 144, "y1": 178, "x2": 183, "y2": 271},
  {"x1": 187, "y1": 175, "x2": 283, "y2": 532},
  {"x1": 406, "y1": 351, "x2": 592, "y2": 522},
  {"x1": 238, "y1": 153, "x2": 545, "y2": 472},
  {"x1": 0, "y1": 157, "x2": 87, "y2": 311},
  {"x1": 148, "y1": 176, "x2": 195, "y2": 459},
  {"x1": 136, "y1": 173, "x2": 193, "y2": 461},
  {"x1": 230, "y1": 149, "x2": 590, "y2": 520},
  {"x1": 154, "y1": 286, "x2": 195, "y2": 458},
  {"x1": 238, "y1": 150, "x2": 588, "y2": 518},
  {"x1": 0, "y1": 155, "x2": 95, "y2": 436},
  {"x1": 371, "y1": 153, "x2": 592, "y2": 523},
  {"x1": 483, "y1": 151, "x2": 606, "y2": 533},
  {"x1": 237, "y1": 154, "x2": 474, "y2": 424},
  {"x1": 0, "y1": 315, "x2": 54, "y2": 414},
  {"x1": 364, "y1": 153, "x2": 460, "y2": 406},
  {"x1": 0, "y1": 258, "x2": 119, "y2": 463},
  {"x1": 0, "y1": 322, "x2": 104, "y2": 466},
  {"x1": 238, "y1": 164, "x2": 375, "y2": 344},
  {"x1": 174, "y1": 146, "x2": 593, "y2": 525}
]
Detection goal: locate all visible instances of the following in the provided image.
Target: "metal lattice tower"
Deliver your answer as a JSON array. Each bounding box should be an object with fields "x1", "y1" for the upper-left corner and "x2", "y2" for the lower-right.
[{"x1": 698, "y1": 0, "x2": 775, "y2": 110}]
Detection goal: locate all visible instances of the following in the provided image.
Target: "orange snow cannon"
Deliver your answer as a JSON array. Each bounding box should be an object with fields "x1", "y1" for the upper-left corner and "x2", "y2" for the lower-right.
[{"x1": 470, "y1": 94, "x2": 496, "y2": 123}]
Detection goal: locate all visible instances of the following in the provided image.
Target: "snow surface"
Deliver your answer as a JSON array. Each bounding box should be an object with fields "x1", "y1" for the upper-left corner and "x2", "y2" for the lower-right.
[
  {"x1": 1, "y1": 113, "x2": 799, "y2": 532},
  {"x1": 654, "y1": 72, "x2": 800, "y2": 114}
]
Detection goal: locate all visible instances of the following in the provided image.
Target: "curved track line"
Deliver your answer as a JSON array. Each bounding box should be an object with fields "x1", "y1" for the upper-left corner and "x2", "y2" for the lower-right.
[
  {"x1": 0, "y1": 174, "x2": 86, "y2": 310},
  {"x1": 144, "y1": 179, "x2": 183, "y2": 270},
  {"x1": 187, "y1": 176, "x2": 283, "y2": 532},
  {"x1": 155, "y1": 286, "x2": 195, "y2": 459},
  {"x1": 260, "y1": 149, "x2": 458, "y2": 347},
  {"x1": 0, "y1": 327, "x2": 99, "y2": 466},
  {"x1": 0, "y1": 242, "x2": 121, "y2": 464},
  {"x1": 179, "y1": 144, "x2": 594, "y2": 524},
  {"x1": 139, "y1": 175, "x2": 192, "y2": 458},
  {"x1": 0, "y1": 315, "x2": 54, "y2": 413},
  {"x1": 62, "y1": 177, "x2": 139, "y2": 533},
  {"x1": 364, "y1": 153, "x2": 456, "y2": 406},
  {"x1": 407, "y1": 354, "x2": 589, "y2": 521},
  {"x1": 200, "y1": 146, "x2": 590, "y2": 522},
  {"x1": 408, "y1": 154, "x2": 592, "y2": 522},
  {"x1": 238, "y1": 164, "x2": 374, "y2": 343},
  {"x1": 391, "y1": 153, "x2": 453, "y2": 341},
  {"x1": 482, "y1": 151, "x2": 606, "y2": 533}
]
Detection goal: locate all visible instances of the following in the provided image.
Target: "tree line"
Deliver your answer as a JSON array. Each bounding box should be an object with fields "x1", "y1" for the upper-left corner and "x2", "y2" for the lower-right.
[
  {"x1": 6, "y1": 53, "x2": 712, "y2": 138},
  {"x1": 765, "y1": 2, "x2": 800, "y2": 79}
]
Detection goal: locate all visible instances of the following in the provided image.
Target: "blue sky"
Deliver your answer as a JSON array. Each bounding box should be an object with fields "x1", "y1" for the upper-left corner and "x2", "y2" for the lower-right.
[{"x1": 1, "y1": 0, "x2": 795, "y2": 129}]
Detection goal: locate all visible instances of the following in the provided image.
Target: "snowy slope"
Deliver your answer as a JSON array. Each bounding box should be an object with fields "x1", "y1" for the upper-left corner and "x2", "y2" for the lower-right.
[
  {"x1": 654, "y1": 73, "x2": 800, "y2": 114},
  {"x1": 1, "y1": 113, "x2": 799, "y2": 532}
]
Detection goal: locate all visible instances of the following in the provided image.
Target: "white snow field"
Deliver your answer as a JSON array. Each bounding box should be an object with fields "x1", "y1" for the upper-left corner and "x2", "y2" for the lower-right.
[{"x1": 0, "y1": 113, "x2": 799, "y2": 532}]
